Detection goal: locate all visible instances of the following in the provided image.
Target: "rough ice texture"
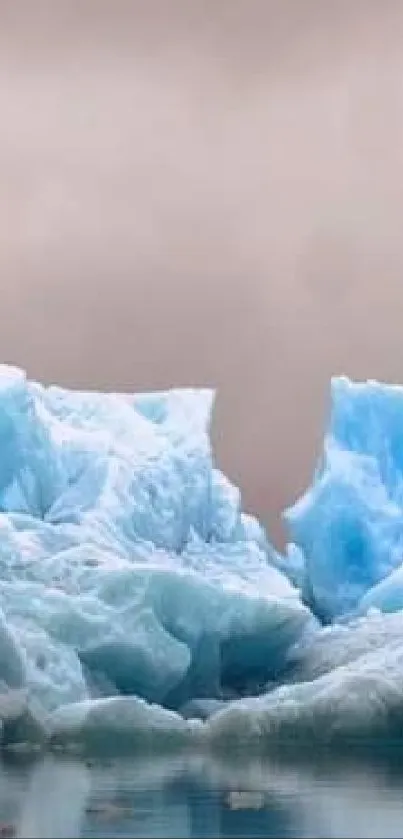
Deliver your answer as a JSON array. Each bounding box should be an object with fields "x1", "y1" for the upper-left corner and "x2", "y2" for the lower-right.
[
  {"x1": 3, "y1": 364, "x2": 403, "y2": 754},
  {"x1": 48, "y1": 612, "x2": 403, "y2": 756},
  {"x1": 0, "y1": 364, "x2": 315, "y2": 724},
  {"x1": 206, "y1": 611, "x2": 403, "y2": 751},
  {"x1": 285, "y1": 376, "x2": 403, "y2": 621},
  {"x1": 285, "y1": 610, "x2": 403, "y2": 684}
]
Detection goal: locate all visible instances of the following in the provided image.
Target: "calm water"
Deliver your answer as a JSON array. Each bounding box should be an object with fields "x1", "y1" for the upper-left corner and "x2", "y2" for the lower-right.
[{"x1": 3, "y1": 747, "x2": 403, "y2": 838}]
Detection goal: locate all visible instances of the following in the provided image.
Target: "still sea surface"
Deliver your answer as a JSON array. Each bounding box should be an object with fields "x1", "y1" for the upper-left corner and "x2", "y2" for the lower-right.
[{"x1": 2, "y1": 745, "x2": 403, "y2": 838}]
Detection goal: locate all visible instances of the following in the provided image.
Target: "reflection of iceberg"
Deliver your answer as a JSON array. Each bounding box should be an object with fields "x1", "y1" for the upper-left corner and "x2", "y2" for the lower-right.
[
  {"x1": 10, "y1": 752, "x2": 403, "y2": 839},
  {"x1": 17, "y1": 754, "x2": 302, "y2": 839},
  {"x1": 2, "y1": 364, "x2": 403, "y2": 752}
]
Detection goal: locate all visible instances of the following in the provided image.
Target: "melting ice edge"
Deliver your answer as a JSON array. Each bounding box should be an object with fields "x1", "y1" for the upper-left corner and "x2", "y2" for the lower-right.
[{"x1": 0, "y1": 364, "x2": 403, "y2": 755}]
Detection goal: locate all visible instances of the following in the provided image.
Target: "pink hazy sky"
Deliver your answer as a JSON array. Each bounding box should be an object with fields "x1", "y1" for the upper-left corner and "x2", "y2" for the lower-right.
[{"x1": 0, "y1": 1, "x2": 403, "y2": 545}]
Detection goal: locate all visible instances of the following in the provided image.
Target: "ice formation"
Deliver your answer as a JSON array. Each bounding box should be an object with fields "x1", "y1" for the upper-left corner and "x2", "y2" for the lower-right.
[
  {"x1": 285, "y1": 376, "x2": 403, "y2": 620},
  {"x1": 206, "y1": 610, "x2": 403, "y2": 750},
  {"x1": 0, "y1": 365, "x2": 315, "y2": 733},
  {"x1": 1, "y1": 363, "x2": 403, "y2": 755}
]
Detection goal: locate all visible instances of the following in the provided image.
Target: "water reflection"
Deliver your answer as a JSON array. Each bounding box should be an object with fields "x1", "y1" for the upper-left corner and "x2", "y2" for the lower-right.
[
  {"x1": 2, "y1": 747, "x2": 403, "y2": 838},
  {"x1": 18, "y1": 757, "x2": 90, "y2": 838}
]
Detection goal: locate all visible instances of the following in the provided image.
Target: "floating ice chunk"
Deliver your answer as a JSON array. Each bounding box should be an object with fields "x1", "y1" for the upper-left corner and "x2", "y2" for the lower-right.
[
  {"x1": 285, "y1": 377, "x2": 403, "y2": 620},
  {"x1": 49, "y1": 696, "x2": 195, "y2": 755},
  {"x1": 5, "y1": 363, "x2": 403, "y2": 753}
]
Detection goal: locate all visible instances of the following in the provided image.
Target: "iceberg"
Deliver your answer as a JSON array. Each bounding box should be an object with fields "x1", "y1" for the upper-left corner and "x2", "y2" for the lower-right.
[
  {"x1": 2, "y1": 363, "x2": 403, "y2": 755},
  {"x1": 285, "y1": 376, "x2": 403, "y2": 621},
  {"x1": 49, "y1": 695, "x2": 195, "y2": 755},
  {"x1": 0, "y1": 364, "x2": 314, "y2": 728}
]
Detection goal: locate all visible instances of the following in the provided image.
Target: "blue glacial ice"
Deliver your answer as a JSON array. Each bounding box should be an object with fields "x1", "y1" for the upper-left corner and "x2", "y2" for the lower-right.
[
  {"x1": 285, "y1": 376, "x2": 403, "y2": 621},
  {"x1": 1, "y1": 363, "x2": 403, "y2": 755},
  {"x1": 0, "y1": 364, "x2": 316, "y2": 727}
]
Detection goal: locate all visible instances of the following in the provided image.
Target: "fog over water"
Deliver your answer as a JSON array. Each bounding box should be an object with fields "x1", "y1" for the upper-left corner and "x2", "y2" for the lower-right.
[{"x1": 1, "y1": 1, "x2": 403, "y2": 545}]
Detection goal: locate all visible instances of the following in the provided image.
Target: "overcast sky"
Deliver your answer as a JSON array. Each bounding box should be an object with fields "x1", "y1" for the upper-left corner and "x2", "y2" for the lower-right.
[{"x1": 1, "y1": 1, "x2": 403, "y2": 544}]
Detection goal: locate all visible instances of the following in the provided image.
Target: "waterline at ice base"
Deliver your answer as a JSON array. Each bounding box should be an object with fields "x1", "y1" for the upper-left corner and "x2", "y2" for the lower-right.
[{"x1": 0, "y1": 364, "x2": 403, "y2": 756}]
